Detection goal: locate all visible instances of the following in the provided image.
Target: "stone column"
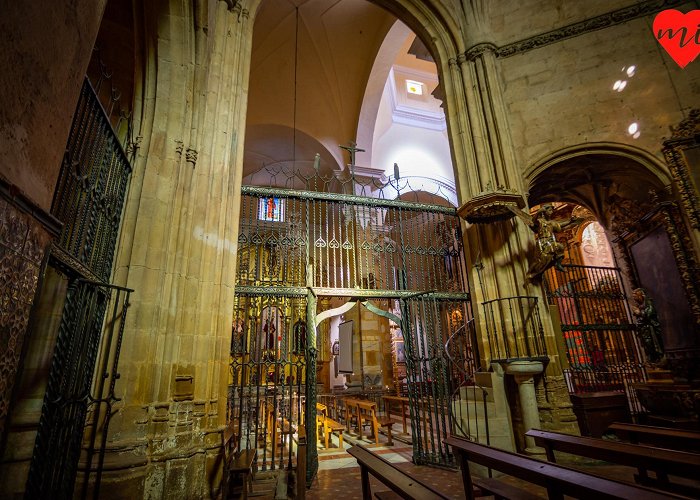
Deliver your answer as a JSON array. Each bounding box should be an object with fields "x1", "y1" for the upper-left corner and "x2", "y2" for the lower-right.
[
  {"x1": 103, "y1": 1, "x2": 256, "y2": 498},
  {"x1": 505, "y1": 361, "x2": 545, "y2": 455},
  {"x1": 441, "y1": 6, "x2": 577, "y2": 434}
]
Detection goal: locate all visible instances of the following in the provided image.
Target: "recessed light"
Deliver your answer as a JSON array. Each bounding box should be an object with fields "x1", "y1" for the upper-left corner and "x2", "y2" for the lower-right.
[{"x1": 406, "y1": 80, "x2": 423, "y2": 95}]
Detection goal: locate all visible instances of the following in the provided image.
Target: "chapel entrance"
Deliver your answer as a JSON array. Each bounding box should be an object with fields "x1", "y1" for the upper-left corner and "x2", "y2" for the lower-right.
[{"x1": 229, "y1": 160, "x2": 479, "y2": 479}]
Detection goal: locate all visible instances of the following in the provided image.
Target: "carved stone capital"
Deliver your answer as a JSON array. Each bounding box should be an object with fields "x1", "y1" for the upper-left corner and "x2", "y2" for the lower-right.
[
  {"x1": 223, "y1": 0, "x2": 249, "y2": 20},
  {"x1": 464, "y1": 43, "x2": 497, "y2": 62},
  {"x1": 186, "y1": 147, "x2": 198, "y2": 167}
]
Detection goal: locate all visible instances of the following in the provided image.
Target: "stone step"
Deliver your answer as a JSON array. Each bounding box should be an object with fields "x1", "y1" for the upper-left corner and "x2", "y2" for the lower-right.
[{"x1": 460, "y1": 384, "x2": 495, "y2": 403}]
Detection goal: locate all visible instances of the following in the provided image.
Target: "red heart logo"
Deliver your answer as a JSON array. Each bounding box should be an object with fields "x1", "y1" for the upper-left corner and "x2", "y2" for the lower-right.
[{"x1": 653, "y1": 9, "x2": 700, "y2": 68}]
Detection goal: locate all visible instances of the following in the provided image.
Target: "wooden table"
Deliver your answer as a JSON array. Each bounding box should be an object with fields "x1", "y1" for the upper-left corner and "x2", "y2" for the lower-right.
[{"x1": 383, "y1": 395, "x2": 409, "y2": 434}]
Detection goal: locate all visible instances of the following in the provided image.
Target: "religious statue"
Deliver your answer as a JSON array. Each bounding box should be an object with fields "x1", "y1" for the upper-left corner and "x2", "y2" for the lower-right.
[
  {"x1": 510, "y1": 203, "x2": 582, "y2": 282},
  {"x1": 293, "y1": 319, "x2": 306, "y2": 354},
  {"x1": 263, "y1": 318, "x2": 276, "y2": 351},
  {"x1": 231, "y1": 317, "x2": 246, "y2": 353},
  {"x1": 631, "y1": 288, "x2": 666, "y2": 366}
]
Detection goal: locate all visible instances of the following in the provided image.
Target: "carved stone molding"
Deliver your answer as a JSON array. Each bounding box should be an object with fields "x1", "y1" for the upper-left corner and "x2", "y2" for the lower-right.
[{"x1": 494, "y1": 0, "x2": 685, "y2": 59}]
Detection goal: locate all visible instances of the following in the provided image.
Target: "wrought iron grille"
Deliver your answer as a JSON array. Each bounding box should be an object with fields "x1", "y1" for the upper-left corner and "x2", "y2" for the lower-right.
[
  {"x1": 233, "y1": 160, "x2": 475, "y2": 474},
  {"x1": 482, "y1": 296, "x2": 547, "y2": 361},
  {"x1": 544, "y1": 264, "x2": 646, "y2": 414},
  {"x1": 401, "y1": 296, "x2": 474, "y2": 467},
  {"x1": 229, "y1": 293, "x2": 307, "y2": 472},
  {"x1": 237, "y1": 187, "x2": 467, "y2": 294},
  {"x1": 50, "y1": 79, "x2": 132, "y2": 282},
  {"x1": 26, "y1": 76, "x2": 132, "y2": 499}
]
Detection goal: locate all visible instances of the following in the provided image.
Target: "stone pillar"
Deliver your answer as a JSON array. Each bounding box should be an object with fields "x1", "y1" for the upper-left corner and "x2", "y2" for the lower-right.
[
  {"x1": 441, "y1": 8, "x2": 577, "y2": 434},
  {"x1": 101, "y1": 2, "x2": 256, "y2": 498},
  {"x1": 505, "y1": 361, "x2": 545, "y2": 455}
]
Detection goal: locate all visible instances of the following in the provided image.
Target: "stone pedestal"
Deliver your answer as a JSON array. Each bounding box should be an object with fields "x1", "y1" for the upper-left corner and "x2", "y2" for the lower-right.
[{"x1": 505, "y1": 360, "x2": 545, "y2": 454}]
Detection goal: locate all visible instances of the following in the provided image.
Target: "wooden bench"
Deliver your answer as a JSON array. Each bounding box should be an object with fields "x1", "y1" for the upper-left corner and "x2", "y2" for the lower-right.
[
  {"x1": 377, "y1": 416, "x2": 394, "y2": 446},
  {"x1": 526, "y1": 428, "x2": 700, "y2": 497},
  {"x1": 445, "y1": 435, "x2": 679, "y2": 499},
  {"x1": 227, "y1": 448, "x2": 257, "y2": 500},
  {"x1": 607, "y1": 422, "x2": 700, "y2": 453},
  {"x1": 383, "y1": 396, "x2": 409, "y2": 434},
  {"x1": 347, "y1": 444, "x2": 450, "y2": 499},
  {"x1": 471, "y1": 477, "x2": 541, "y2": 500},
  {"x1": 316, "y1": 402, "x2": 344, "y2": 449},
  {"x1": 221, "y1": 421, "x2": 240, "y2": 498}
]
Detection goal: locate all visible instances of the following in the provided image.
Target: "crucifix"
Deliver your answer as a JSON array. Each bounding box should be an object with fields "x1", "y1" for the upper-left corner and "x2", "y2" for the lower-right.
[{"x1": 339, "y1": 141, "x2": 365, "y2": 173}]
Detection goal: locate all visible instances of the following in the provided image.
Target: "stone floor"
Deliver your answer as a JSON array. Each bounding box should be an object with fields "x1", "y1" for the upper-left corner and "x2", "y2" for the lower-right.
[{"x1": 302, "y1": 431, "x2": 700, "y2": 499}]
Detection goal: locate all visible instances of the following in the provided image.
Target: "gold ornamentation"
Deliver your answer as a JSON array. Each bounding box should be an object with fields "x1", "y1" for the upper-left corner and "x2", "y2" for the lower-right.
[{"x1": 663, "y1": 109, "x2": 700, "y2": 229}]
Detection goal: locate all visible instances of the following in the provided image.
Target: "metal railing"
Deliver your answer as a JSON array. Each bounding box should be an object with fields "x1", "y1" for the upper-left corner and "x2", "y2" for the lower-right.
[{"x1": 482, "y1": 296, "x2": 547, "y2": 361}]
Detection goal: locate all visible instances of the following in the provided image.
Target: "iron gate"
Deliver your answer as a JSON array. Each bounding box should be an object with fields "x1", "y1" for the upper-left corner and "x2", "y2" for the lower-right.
[
  {"x1": 26, "y1": 77, "x2": 133, "y2": 499},
  {"x1": 544, "y1": 264, "x2": 647, "y2": 414},
  {"x1": 232, "y1": 160, "x2": 477, "y2": 476}
]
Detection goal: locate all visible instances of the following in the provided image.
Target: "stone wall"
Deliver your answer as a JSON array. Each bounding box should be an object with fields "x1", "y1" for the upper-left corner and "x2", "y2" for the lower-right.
[
  {"x1": 0, "y1": 1, "x2": 107, "y2": 210},
  {"x1": 498, "y1": 4, "x2": 700, "y2": 175}
]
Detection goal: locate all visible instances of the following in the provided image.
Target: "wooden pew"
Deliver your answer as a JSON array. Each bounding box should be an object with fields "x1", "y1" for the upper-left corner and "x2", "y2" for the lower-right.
[
  {"x1": 221, "y1": 421, "x2": 240, "y2": 499},
  {"x1": 347, "y1": 444, "x2": 450, "y2": 500},
  {"x1": 445, "y1": 436, "x2": 679, "y2": 500},
  {"x1": 317, "y1": 402, "x2": 344, "y2": 449},
  {"x1": 383, "y1": 395, "x2": 409, "y2": 434},
  {"x1": 227, "y1": 448, "x2": 257, "y2": 500},
  {"x1": 607, "y1": 422, "x2": 700, "y2": 453},
  {"x1": 345, "y1": 398, "x2": 362, "y2": 434},
  {"x1": 356, "y1": 399, "x2": 395, "y2": 446},
  {"x1": 526, "y1": 428, "x2": 700, "y2": 497}
]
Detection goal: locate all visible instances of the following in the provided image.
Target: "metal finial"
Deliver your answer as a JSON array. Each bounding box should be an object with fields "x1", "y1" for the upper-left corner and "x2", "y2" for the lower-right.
[{"x1": 394, "y1": 163, "x2": 400, "y2": 180}]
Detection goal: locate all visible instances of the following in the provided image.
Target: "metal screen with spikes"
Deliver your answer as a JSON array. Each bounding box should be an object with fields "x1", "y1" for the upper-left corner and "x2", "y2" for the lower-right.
[{"x1": 231, "y1": 162, "x2": 481, "y2": 472}]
